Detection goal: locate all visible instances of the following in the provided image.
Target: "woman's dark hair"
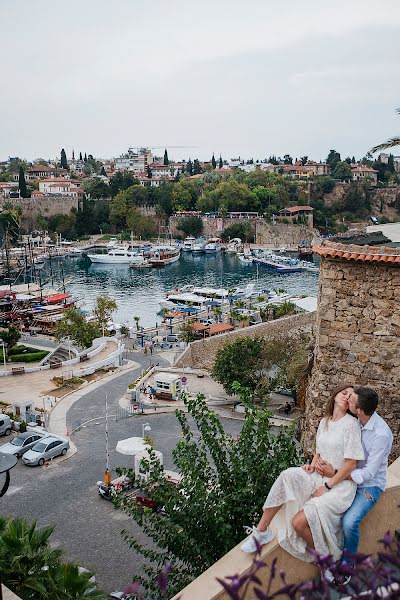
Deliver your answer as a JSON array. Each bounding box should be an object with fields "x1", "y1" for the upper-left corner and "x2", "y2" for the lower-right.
[
  {"x1": 354, "y1": 386, "x2": 378, "y2": 416},
  {"x1": 324, "y1": 383, "x2": 354, "y2": 426}
]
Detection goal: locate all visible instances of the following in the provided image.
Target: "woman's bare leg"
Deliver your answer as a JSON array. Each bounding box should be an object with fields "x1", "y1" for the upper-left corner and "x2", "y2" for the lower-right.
[
  {"x1": 257, "y1": 505, "x2": 282, "y2": 532},
  {"x1": 292, "y1": 510, "x2": 314, "y2": 549}
]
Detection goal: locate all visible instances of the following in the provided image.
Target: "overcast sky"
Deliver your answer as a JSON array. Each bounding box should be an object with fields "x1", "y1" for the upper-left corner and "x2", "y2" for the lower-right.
[{"x1": 1, "y1": 0, "x2": 400, "y2": 163}]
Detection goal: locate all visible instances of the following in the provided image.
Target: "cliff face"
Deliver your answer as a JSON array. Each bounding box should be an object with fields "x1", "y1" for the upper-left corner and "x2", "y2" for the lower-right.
[{"x1": 319, "y1": 182, "x2": 400, "y2": 220}]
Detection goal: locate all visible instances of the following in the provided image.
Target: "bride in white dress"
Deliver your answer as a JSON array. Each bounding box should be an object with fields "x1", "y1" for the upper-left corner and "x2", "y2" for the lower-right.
[{"x1": 241, "y1": 384, "x2": 364, "y2": 562}]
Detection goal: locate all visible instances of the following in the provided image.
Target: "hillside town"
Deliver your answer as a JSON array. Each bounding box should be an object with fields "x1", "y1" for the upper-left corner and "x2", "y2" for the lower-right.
[{"x1": 1, "y1": 2, "x2": 400, "y2": 600}]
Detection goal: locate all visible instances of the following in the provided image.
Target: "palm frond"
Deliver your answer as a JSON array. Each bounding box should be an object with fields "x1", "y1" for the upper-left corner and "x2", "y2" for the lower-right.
[{"x1": 370, "y1": 137, "x2": 400, "y2": 153}]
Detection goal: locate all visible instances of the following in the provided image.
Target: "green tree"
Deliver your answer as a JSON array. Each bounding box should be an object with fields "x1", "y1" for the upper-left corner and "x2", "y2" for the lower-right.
[
  {"x1": 0, "y1": 207, "x2": 21, "y2": 243},
  {"x1": 326, "y1": 149, "x2": 341, "y2": 169},
  {"x1": 283, "y1": 154, "x2": 293, "y2": 164},
  {"x1": 344, "y1": 182, "x2": 366, "y2": 213},
  {"x1": 100, "y1": 166, "x2": 107, "y2": 176},
  {"x1": 109, "y1": 172, "x2": 138, "y2": 197},
  {"x1": 211, "y1": 153, "x2": 217, "y2": 169},
  {"x1": 18, "y1": 165, "x2": 28, "y2": 198},
  {"x1": 116, "y1": 391, "x2": 302, "y2": 597},
  {"x1": 212, "y1": 336, "x2": 265, "y2": 394},
  {"x1": 220, "y1": 222, "x2": 253, "y2": 242},
  {"x1": 93, "y1": 295, "x2": 117, "y2": 336},
  {"x1": 147, "y1": 165, "x2": 152, "y2": 178},
  {"x1": 79, "y1": 152, "x2": 83, "y2": 161},
  {"x1": 186, "y1": 159, "x2": 193, "y2": 175},
  {"x1": 178, "y1": 320, "x2": 196, "y2": 342},
  {"x1": 82, "y1": 178, "x2": 110, "y2": 199},
  {"x1": 84, "y1": 153, "x2": 87, "y2": 162},
  {"x1": 193, "y1": 159, "x2": 202, "y2": 175},
  {"x1": 370, "y1": 107, "x2": 400, "y2": 153},
  {"x1": 163, "y1": 149, "x2": 169, "y2": 165},
  {"x1": 332, "y1": 161, "x2": 352, "y2": 181},
  {"x1": 56, "y1": 308, "x2": 101, "y2": 348},
  {"x1": 126, "y1": 209, "x2": 158, "y2": 238},
  {"x1": 219, "y1": 155, "x2": 223, "y2": 169},
  {"x1": 60, "y1": 148, "x2": 68, "y2": 170},
  {"x1": 177, "y1": 215, "x2": 203, "y2": 237},
  {"x1": 0, "y1": 326, "x2": 20, "y2": 352}
]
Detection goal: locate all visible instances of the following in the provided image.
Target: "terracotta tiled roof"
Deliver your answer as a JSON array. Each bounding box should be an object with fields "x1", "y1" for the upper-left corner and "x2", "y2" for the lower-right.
[{"x1": 314, "y1": 241, "x2": 400, "y2": 264}]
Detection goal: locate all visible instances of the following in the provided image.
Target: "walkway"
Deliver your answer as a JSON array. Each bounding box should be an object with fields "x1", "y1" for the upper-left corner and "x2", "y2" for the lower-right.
[{"x1": 1, "y1": 340, "x2": 118, "y2": 407}]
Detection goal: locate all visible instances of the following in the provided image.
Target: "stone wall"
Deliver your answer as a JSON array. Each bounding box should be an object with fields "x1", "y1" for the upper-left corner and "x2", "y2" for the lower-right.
[
  {"x1": 302, "y1": 255, "x2": 400, "y2": 456},
  {"x1": 175, "y1": 312, "x2": 315, "y2": 370},
  {"x1": 170, "y1": 215, "x2": 314, "y2": 247},
  {"x1": 0, "y1": 195, "x2": 79, "y2": 218}
]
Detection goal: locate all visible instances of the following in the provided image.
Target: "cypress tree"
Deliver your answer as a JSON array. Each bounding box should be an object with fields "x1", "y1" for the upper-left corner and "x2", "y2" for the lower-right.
[
  {"x1": 211, "y1": 154, "x2": 216, "y2": 169},
  {"x1": 219, "y1": 155, "x2": 223, "y2": 169},
  {"x1": 388, "y1": 154, "x2": 395, "y2": 172},
  {"x1": 147, "y1": 165, "x2": 152, "y2": 178},
  {"x1": 186, "y1": 159, "x2": 193, "y2": 176},
  {"x1": 60, "y1": 148, "x2": 68, "y2": 169},
  {"x1": 100, "y1": 166, "x2": 107, "y2": 176},
  {"x1": 79, "y1": 152, "x2": 83, "y2": 161},
  {"x1": 18, "y1": 166, "x2": 28, "y2": 198},
  {"x1": 193, "y1": 159, "x2": 202, "y2": 175},
  {"x1": 175, "y1": 170, "x2": 181, "y2": 182},
  {"x1": 163, "y1": 149, "x2": 169, "y2": 165},
  {"x1": 84, "y1": 153, "x2": 87, "y2": 162}
]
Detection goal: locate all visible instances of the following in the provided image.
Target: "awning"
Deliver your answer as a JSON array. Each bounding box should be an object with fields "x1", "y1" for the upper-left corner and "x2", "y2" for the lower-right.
[{"x1": 44, "y1": 293, "x2": 71, "y2": 304}]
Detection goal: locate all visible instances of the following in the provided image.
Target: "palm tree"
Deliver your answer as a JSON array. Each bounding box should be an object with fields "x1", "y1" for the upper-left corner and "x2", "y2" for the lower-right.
[
  {"x1": 45, "y1": 563, "x2": 104, "y2": 600},
  {"x1": 370, "y1": 107, "x2": 400, "y2": 153},
  {"x1": 134, "y1": 315, "x2": 140, "y2": 331},
  {"x1": 0, "y1": 517, "x2": 61, "y2": 597}
]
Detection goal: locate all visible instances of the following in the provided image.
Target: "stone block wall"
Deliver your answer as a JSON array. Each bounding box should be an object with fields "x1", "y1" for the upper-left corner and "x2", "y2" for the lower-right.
[
  {"x1": 175, "y1": 312, "x2": 315, "y2": 370},
  {"x1": 302, "y1": 255, "x2": 400, "y2": 456}
]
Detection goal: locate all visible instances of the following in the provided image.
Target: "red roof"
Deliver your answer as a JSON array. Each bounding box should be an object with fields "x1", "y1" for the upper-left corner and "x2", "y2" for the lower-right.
[
  {"x1": 314, "y1": 241, "x2": 400, "y2": 264},
  {"x1": 44, "y1": 293, "x2": 71, "y2": 304},
  {"x1": 207, "y1": 323, "x2": 234, "y2": 335},
  {"x1": 191, "y1": 323, "x2": 208, "y2": 332}
]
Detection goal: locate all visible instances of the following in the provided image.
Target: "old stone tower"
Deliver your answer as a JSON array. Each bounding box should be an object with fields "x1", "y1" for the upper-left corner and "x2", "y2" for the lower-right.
[{"x1": 303, "y1": 241, "x2": 400, "y2": 456}]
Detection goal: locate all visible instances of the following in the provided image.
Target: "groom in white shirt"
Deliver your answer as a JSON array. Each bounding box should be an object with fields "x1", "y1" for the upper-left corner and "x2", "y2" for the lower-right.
[{"x1": 316, "y1": 386, "x2": 393, "y2": 561}]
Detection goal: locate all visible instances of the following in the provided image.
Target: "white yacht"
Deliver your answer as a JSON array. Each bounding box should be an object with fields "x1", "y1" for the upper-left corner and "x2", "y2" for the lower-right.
[
  {"x1": 192, "y1": 287, "x2": 228, "y2": 301},
  {"x1": 192, "y1": 239, "x2": 206, "y2": 253},
  {"x1": 87, "y1": 246, "x2": 148, "y2": 264},
  {"x1": 182, "y1": 237, "x2": 196, "y2": 252},
  {"x1": 204, "y1": 238, "x2": 221, "y2": 254},
  {"x1": 160, "y1": 293, "x2": 208, "y2": 311},
  {"x1": 225, "y1": 238, "x2": 242, "y2": 254}
]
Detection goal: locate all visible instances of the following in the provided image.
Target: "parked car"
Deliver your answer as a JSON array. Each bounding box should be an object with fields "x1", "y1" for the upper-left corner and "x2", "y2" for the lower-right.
[
  {"x1": 370, "y1": 216, "x2": 379, "y2": 225},
  {"x1": 0, "y1": 431, "x2": 48, "y2": 458},
  {"x1": 22, "y1": 436, "x2": 69, "y2": 466},
  {"x1": 0, "y1": 414, "x2": 12, "y2": 437}
]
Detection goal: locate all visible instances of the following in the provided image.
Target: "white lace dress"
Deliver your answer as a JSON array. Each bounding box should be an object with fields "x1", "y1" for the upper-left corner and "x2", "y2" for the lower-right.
[{"x1": 264, "y1": 414, "x2": 364, "y2": 561}]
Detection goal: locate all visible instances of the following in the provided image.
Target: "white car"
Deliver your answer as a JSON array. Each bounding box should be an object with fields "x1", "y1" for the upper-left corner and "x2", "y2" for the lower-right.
[
  {"x1": 22, "y1": 437, "x2": 69, "y2": 466},
  {"x1": 0, "y1": 431, "x2": 48, "y2": 458}
]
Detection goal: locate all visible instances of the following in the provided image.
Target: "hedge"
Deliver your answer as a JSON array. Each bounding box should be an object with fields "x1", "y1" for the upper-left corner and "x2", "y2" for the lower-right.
[
  {"x1": 9, "y1": 351, "x2": 49, "y2": 363},
  {"x1": 8, "y1": 345, "x2": 42, "y2": 356}
]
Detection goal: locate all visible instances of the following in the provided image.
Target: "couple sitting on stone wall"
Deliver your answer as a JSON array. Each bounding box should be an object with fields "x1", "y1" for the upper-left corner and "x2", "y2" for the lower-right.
[{"x1": 241, "y1": 384, "x2": 393, "y2": 584}]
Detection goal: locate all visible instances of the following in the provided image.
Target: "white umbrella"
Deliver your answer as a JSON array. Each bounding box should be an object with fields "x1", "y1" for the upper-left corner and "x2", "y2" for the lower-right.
[
  {"x1": 152, "y1": 335, "x2": 164, "y2": 343},
  {"x1": 115, "y1": 437, "x2": 151, "y2": 456}
]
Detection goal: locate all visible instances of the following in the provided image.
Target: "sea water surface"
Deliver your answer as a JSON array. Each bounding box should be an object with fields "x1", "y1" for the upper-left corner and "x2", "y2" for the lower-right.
[{"x1": 51, "y1": 253, "x2": 319, "y2": 328}]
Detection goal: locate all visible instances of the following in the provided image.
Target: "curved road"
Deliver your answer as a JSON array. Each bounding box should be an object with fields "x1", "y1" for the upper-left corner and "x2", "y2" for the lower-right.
[{"x1": 0, "y1": 351, "x2": 244, "y2": 593}]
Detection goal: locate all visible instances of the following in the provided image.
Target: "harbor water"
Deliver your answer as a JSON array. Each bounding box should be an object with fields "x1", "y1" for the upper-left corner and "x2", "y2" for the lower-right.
[{"x1": 50, "y1": 252, "x2": 320, "y2": 328}]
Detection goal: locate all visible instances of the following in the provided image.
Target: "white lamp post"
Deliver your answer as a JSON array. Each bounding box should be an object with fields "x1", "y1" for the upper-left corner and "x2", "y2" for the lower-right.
[{"x1": 142, "y1": 423, "x2": 151, "y2": 439}]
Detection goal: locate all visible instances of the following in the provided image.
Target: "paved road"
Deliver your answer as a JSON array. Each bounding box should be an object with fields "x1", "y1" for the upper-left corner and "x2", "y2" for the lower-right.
[{"x1": 0, "y1": 351, "x2": 244, "y2": 594}]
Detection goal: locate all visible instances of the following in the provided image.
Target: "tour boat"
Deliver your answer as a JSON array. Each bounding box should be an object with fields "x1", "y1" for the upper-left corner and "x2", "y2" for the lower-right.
[
  {"x1": 147, "y1": 246, "x2": 181, "y2": 267},
  {"x1": 182, "y1": 237, "x2": 196, "y2": 252}
]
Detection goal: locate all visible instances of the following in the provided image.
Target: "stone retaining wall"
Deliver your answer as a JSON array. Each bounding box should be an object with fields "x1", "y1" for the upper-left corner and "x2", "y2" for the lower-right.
[
  {"x1": 302, "y1": 256, "x2": 400, "y2": 456},
  {"x1": 175, "y1": 312, "x2": 315, "y2": 370}
]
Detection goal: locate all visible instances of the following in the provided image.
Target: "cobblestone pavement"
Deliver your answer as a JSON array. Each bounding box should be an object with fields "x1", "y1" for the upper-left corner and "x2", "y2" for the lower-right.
[{"x1": 0, "y1": 351, "x2": 245, "y2": 594}]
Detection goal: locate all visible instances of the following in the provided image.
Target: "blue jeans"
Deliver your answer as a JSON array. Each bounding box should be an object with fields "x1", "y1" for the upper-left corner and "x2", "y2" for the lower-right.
[{"x1": 342, "y1": 486, "x2": 383, "y2": 556}]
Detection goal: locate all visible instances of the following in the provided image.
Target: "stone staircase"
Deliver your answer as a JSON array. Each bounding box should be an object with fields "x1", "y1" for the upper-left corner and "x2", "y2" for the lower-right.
[{"x1": 39, "y1": 342, "x2": 79, "y2": 367}]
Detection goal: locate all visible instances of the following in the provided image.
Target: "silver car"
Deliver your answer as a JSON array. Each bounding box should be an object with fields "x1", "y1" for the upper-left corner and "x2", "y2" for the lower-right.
[
  {"x1": 0, "y1": 431, "x2": 48, "y2": 458},
  {"x1": 22, "y1": 436, "x2": 69, "y2": 466}
]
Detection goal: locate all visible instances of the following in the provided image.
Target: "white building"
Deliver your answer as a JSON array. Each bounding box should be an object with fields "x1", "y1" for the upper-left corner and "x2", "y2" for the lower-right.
[
  {"x1": 38, "y1": 179, "x2": 83, "y2": 197},
  {"x1": 351, "y1": 165, "x2": 378, "y2": 185},
  {"x1": 114, "y1": 147, "x2": 153, "y2": 173}
]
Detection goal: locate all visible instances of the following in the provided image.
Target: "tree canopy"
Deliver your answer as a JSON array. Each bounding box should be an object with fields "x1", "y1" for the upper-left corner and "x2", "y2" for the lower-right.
[
  {"x1": 177, "y1": 215, "x2": 203, "y2": 237},
  {"x1": 116, "y1": 390, "x2": 302, "y2": 598}
]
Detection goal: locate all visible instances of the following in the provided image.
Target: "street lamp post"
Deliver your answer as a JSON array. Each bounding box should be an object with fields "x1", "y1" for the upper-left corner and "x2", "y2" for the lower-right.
[
  {"x1": 1, "y1": 342, "x2": 6, "y2": 374},
  {"x1": 142, "y1": 423, "x2": 151, "y2": 439}
]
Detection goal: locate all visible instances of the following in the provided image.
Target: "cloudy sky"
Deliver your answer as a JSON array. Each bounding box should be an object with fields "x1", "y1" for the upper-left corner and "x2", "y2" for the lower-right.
[{"x1": 1, "y1": 0, "x2": 400, "y2": 163}]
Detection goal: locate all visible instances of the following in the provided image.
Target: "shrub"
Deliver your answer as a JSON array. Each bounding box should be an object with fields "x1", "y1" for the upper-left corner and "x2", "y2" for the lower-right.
[
  {"x1": 9, "y1": 351, "x2": 48, "y2": 363},
  {"x1": 8, "y1": 344, "x2": 44, "y2": 356}
]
